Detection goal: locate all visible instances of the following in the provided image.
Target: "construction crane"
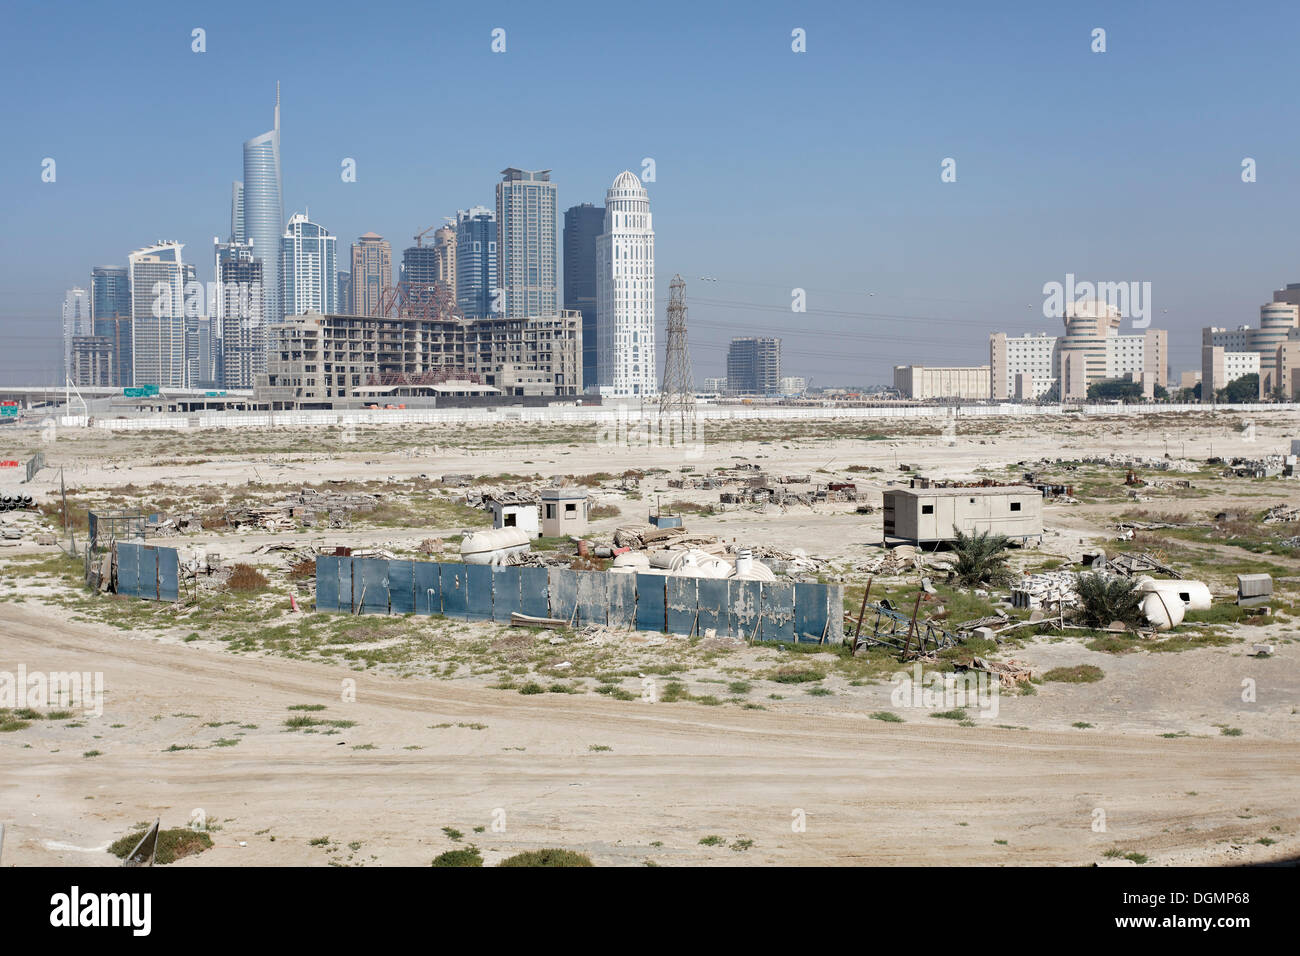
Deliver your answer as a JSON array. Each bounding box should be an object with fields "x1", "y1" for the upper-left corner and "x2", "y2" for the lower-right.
[{"x1": 412, "y1": 224, "x2": 438, "y2": 248}]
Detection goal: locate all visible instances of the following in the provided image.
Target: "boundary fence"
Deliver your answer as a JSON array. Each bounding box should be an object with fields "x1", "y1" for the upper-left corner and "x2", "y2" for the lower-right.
[{"x1": 315, "y1": 556, "x2": 845, "y2": 644}]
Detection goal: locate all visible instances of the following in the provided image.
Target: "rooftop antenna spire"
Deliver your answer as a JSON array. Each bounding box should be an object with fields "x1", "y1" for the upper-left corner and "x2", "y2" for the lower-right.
[{"x1": 274, "y1": 81, "x2": 280, "y2": 133}]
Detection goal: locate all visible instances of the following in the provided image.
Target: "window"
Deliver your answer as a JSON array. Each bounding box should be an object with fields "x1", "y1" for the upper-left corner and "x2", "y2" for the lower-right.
[
  {"x1": 545, "y1": 504, "x2": 556, "y2": 519},
  {"x1": 503, "y1": 512, "x2": 516, "y2": 527},
  {"x1": 565, "y1": 503, "x2": 577, "y2": 518},
  {"x1": 921, "y1": 504, "x2": 934, "y2": 515},
  {"x1": 1010, "y1": 501, "x2": 1022, "y2": 512}
]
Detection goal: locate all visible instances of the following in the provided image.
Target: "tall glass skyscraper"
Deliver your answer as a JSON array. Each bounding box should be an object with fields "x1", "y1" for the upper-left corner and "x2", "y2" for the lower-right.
[
  {"x1": 455, "y1": 206, "x2": 497, "y2": 319},
  {"x1": 564, "y1": 203, "x2": 604, "y2": 388},
  {"x1": 90, "y1": 265, "x2": 132, "y2": 386},
  {"x1": 214, "y1": 239, "x2": 264, "y2": 388},
  {"x1": 128, "y1": 241, "x2": 187, "y2": 387},
  {"x1": 496, "y1": 168, "x2": 557, "y2": 319},
  {"x1": 280, "y1": 213, "x2": 338, "y2": 317},
  {"x1": 91, "y1": 266, "x2": 131, "y2": 322},
  {"x1": 230, "y1": 182, "x2": 245, "y2": 242},
  {"x1": 243, "y1": 85, "x2": 283, "y2": 328},
  {"x1": 62, "y1": 288, "x2": 91, "y2": 384}
]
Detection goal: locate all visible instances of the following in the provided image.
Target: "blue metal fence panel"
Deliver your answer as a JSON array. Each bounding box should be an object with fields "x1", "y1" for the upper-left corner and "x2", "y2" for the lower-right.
[
  {"x1": 666, "y1": 576, "x2": 698, "y2": 635},
  {"x1": 490, "y1": 566, "x2": 522, "y2": 622},
  {"x1": 465, "y1": 564, "x2": 493, "y2": 620},
  {"x1": 116, "y1": 542, "x2": 140, "y2": 598},
  {"x1": 696, "y1": 578, "x2": 728, "y2": 636},
  {"x1": 635, "y1": 574, "x2": 666, "y2": 632},
  {"x1": 575, "y1": 571, "x2": 606, "y2": 627},
  {"x1": 794, "y1": 582, "x2": 829, "y2": 643},
  {"x1": 413, "y1": 560, "x2": 440, "y2": 615},
  {"x1": 548, "y1": 569, "x2": 578, "y2": 623},
  {"x1": 440, "y1": 563, "x2": 469, "y2": 618},
  {"x1": 389, "y1": 560, "x2": 415, "y2": 615},
  {"x1": 338, "y1": 557, "x2": 355, "y2": 612},
  {"x1": 135, "y1": 546, "x2": 159, "y2": 600},
  {"x1": 760, "y1": 581, "x2": 796, "y2": 643},
  {"x1": 519, "y1": 567, "x2": 550, "y2": 618},
  {"x1": 729, "y1": 580, "x2": 762, "y2": 639},
  {"x1": 315, "y1": 556, "x2": 342, "y2": 612},
  {"x1": 156, "y1": 547, "x2": 179, "y2": 603},
  {"x1": 607, "y1": 573, "x2": 636, "y2": 629},
  {"x1": 356, "y1": 559, "x2": 390, "y2": 615}
]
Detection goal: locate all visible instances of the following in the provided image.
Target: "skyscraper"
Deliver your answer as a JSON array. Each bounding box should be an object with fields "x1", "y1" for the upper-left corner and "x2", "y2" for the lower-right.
[
  {"x1": 128, "y1": 240, "x2": 187, "y2": 387},
  {"x1": 230, "y1": 182, "x2": 245, "y2": 242},
  {"x1": 243, "y1": 85, "x2": 283, "y2": 327},
  {"x1": 726, "y1": 337, "x2": 782, "y2": 396},
  {"x1": 595, "y1": 171, "x2": 655, "y2": 397},
  {"x1": 455, "y1": 206, "x2": 497, "y2": 319},
  {"x1": 215, "y1": 238, "x2": 264, "y2": 388},
  {"x1": 564, "y1": 202, "x2": 604, "y2": 387},
  {"x1": 402, "y1": 245, "x2": 438, "y2": 310},
  {"x1": 90, "y1": 265, "x2": 132, "y2": 384},
  {"x1": 433, "y1": 225, "x2": 457, "y2": 302},
  {"x1": 91, "y1": 266, "x2": 131, "y2": 323},
  {"x1": 337, "y1": 271, "x2": 351, "y2": 314},
  {"x1": 496, "y1": 168, "x2": 557, "y2": 319},
  {"x1": 351, "y1": 233, "x2": 392, "y2": 316},
  {"x1": 281, "y1": 213, "x2": 338, "y2": 317},
  {"x1": 62, "y1": 288, "x2": 91, "y2": 384}
]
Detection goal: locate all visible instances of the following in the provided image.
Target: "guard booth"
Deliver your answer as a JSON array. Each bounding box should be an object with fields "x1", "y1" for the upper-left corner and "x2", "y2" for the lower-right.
[{"x1": 540, "y1": 487, "x2": 589, "y2": 538}]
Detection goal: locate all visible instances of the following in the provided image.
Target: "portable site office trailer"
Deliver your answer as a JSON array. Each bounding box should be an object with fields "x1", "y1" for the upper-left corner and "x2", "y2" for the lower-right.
[{"x1": 882, "y1": 485, "x2": 1043, "y2": 545}]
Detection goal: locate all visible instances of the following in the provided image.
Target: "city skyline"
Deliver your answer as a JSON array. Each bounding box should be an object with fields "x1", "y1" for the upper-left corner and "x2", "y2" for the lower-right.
[{"x1": 6, "y1": 2, "x2": 1300, "y2": 385}]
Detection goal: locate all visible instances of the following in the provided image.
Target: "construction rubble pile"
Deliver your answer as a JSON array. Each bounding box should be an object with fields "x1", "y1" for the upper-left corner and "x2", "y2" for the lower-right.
[
  {"x1": 854, "y1": 544, "x2": 925, "y2": 576},
  {"x1": 1263, "y1": 504, "x2": 1299, "y2": 524},
  {"x1": 1220, "y1": 455, "x2": 1290, "y2": 479},
  {"x1": 1011, "y1": 571, "x2": 1080, "y2": 610}
]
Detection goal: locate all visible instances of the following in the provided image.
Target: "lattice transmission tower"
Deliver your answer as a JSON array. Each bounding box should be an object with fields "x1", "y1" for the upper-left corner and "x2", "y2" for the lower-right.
[{"x1": 659, "y1": 274, "x2": 696, "y2": 426}]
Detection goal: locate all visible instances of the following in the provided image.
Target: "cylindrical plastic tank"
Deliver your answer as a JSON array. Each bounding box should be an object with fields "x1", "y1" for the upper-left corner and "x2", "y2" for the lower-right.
[
  {"x1": 460, "y1": 527, "x2": 531, "y2": 565},
  {"x1": 1135, "y1": 578, "x2": 1212, "y2": 611},
  {"x1": 612, "y1": 551, "x2": 651, "y2": 570},
  {"x1": 1141, "y1": 591, "x2": 1186, "y2": 630}
]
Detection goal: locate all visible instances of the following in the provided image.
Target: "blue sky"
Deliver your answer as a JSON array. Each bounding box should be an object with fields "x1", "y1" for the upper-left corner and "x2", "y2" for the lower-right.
[{"x1": 2, "y1": 0, "x2": 1298, "y2": 385}]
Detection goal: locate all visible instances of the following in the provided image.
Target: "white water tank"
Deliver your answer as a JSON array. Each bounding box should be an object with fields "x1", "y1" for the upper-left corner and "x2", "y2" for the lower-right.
[
  {"x1": 1141, "y1": 591, "x2": 1186, "y2": 630},
  {"x1": 460, "y1": 527, "x2": 531, "y2": 565},
  {"x1": 1135, "y1": 578, "x2": 1212, "y2": 611}
]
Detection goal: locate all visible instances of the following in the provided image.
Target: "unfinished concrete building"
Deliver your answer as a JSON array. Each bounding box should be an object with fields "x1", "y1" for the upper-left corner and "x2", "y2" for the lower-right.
[
  {"x1": 257, "y1": 309, "x2": 582, "y2": 404},
  {"x1": 882, "y1": 484, "x2": 1043, "y2": 545}
]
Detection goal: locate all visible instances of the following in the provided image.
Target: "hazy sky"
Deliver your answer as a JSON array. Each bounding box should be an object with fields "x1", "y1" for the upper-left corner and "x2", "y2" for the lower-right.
[{"x1": 2, "y1": 0, "x2": 1298, "y2": 385}]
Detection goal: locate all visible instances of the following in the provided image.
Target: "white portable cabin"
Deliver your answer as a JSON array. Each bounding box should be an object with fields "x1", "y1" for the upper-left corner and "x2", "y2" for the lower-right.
[{"x1": 883, "y1": 484, "x2": 1044, "y2": 545}]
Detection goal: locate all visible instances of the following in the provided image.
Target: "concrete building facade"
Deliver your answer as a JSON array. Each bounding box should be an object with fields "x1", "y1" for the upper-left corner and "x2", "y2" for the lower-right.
[
  {"x1": 260, "y1": 310, "x2": 581, "y2": 403},
  {"x1": 893, "y1": 364, "x2": 990, "y2": 401}
]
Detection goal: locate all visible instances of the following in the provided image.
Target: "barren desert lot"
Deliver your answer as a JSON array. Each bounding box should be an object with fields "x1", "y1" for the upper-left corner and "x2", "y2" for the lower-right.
[{"x1": 1, "y1": 408, "x2": 1298, "y2": 866}]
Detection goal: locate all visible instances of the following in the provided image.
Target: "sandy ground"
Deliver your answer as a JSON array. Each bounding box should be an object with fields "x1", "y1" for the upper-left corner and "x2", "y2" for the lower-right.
[
  {"x1": 2, "y1": 408, "x2": 1298, "y2": 866},
  {"x1": 2, "y1": 602, "x2": 1297, "y2": 867}
]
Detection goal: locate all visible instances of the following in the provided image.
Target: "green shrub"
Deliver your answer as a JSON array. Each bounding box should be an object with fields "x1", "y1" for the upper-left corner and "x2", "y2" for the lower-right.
[{"x1": 497, "y1": 848, "x2": 593, "y2": 867}]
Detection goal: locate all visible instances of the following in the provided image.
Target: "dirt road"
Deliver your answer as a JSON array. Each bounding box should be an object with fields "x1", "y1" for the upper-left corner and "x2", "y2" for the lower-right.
[{"x1": 2, "y1": 603, "x2": 1295, "y2": 867}]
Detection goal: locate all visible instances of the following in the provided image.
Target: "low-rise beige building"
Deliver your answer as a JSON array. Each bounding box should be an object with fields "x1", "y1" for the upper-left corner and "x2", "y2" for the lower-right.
[
  {"x1": 893, "y1": 365, "x2": 990, "y2": 401},
  {"x1": 257, "y1": 309, "x2": 581, "y2": 404},
  {"x1": 883, "y1": 484, "x2": 1044, "y2": 545}
]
